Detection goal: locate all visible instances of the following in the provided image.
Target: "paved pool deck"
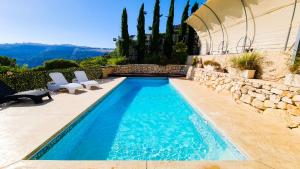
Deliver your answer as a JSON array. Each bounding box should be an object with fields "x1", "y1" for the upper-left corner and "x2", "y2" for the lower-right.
[{"x1": 0, "y1": 77, "x2": 299, "y2": 169}]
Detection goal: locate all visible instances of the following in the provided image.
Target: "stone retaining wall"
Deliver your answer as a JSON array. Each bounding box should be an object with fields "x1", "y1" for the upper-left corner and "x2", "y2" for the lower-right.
[
  {"x1": 112, "y1": 64, "x2": 188, "y2": 75},
  {"x1": 187, "y1": 51, "x2": 291, "y2": 81},
  {"x1": 187, "y1": 67, "x2": 300, "y2": 129}
]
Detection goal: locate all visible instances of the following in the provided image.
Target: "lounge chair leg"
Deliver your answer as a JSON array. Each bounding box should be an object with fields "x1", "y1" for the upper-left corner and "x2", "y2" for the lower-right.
[
  {"x1": 68, "y1": 89, "x2": 76, "y2": 94},
  {"x1": 47, "y1": 93, "x2": 53, "y2": 100},
  {"x1": 32, "y1": 98, "x2": 43, "y2": 104}
]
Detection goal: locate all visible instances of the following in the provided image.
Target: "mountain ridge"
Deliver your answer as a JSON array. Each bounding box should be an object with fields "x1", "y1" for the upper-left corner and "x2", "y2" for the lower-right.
[{"x1": 0, "y1": 43, "x2": 114, "y2": 67}]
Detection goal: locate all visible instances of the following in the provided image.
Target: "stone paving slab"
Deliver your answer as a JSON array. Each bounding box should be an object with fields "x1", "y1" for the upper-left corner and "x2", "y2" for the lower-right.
[{"x1": 0, "y1": 77, "x2": 126, "y2": 168}]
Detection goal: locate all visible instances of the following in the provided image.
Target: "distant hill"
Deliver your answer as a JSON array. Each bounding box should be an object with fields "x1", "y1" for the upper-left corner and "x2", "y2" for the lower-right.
[{"x1": 0, "y1": 43, "x2": 114, "y2": 67}]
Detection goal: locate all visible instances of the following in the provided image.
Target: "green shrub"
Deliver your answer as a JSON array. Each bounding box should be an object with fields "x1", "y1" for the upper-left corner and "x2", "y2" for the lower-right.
[
  {"x1": 80, "y1": 56, "x2": 107, "y2": 67},
  {"x1": 0, "y1": 66, "x2": 14, "y2": 74},
  {"x1": 203, "y1": 60, "x2": 221, "y2": 69},
  {"x1": 0, "y1": 67, "x2": 103, "y2": 92},
  {"x1": 192, "y1": 58, "x2": 199, "y2": 67},
  {"x1": 32, "y1": 66, "x2": 46, "y2": 71},
  {"x1": 0, "y1": 56, "x2": 16, "y2": 67},
  {"x1": 289, "y1": 54, "x2": 300, "y2": 74},
  {"x1": 107, "y1": 56, "x2": 127, "y2": 65},
  {"x1": 44, "y1": 59, "x2": 79, "y2": 70},
  {"x1": 230, "y1": 52, "x2": 262, "y2": 70}
]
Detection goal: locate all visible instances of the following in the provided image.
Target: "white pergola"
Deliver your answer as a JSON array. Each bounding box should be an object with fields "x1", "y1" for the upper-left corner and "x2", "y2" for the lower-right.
[{"x1": 187, "y1": 0, "x2": 300, "y2": 55}]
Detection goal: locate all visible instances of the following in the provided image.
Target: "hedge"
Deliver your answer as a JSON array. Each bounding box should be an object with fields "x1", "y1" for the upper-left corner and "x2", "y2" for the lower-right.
[{"x1": 0, "y1": 66, "x2": 103, "y2": 92}]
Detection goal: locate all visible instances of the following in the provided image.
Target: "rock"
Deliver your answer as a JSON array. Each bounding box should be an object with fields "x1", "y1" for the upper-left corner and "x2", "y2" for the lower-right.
[
  {"x1": 294, "y1": 102, "x2": 300, "y2": 107},
  {"x1": 241, "y1": 87, "x2": 248, "y2": 94},
  {"x1": 262, "y1": 85, "x2": 271, "y2": 90},
  {"x1": 289, "y1": 86, "x2": 300, "y2": 92},
  {"x1": 292, "y1": 95, "x2": 300, "y2": 102},
  {"x1": 271, "y1": 88, "x2": 283, "y2": 95},
  {"x1": 277, "y1": 102, "x2": 287, "y2": 110},
  {"x1": 274, "y1": 84, "x2": 289, "y2": 91},
  {"x1": 287, "y1": 104, "x2": 300, "y2": 116},
  {"x1": 215, "y1": 86, "x2": 223, "y2": 93},
  {"x1": 270, "y1": 95, "x2": 281, "y2": 104},
  {"x1": 256, "y1": 94, "x2": 267, "y2": 102},
  {"x1": 240, "y1": 94, "x2": 253, "y2": 104},
  {"x1": 281, "y1": 97, "x2": 293, "y2": 104},
  {"x1": 252, "y1": 99, "x2": 265, "y2": 110},
  {"x1": 233, "y1": 92, "x2": 242, "y2": 100},
  {"x1": 281, "y1": 91, "x2": 293, "y2": 98},
  {"x1": 248, "y1": 91, "x2": 256, "y2": 97},
  {"x1": 252, "y1": 83, "x2": 262, "y2": 88},
  {"x1": 264, "y1": 100, "x2": 277, "y2": 109},
  {"x1": 284, "y1": 114, "x2": 300, "y2": 129}
]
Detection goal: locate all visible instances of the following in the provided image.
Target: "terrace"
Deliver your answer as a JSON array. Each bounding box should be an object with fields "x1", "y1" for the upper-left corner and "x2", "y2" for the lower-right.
[
  {"x1": 1, "y1": 0, "x2": 300, "y2": 169},
  {"x1": 0, "y1": 75, "x2": 300, "y2": 169}
]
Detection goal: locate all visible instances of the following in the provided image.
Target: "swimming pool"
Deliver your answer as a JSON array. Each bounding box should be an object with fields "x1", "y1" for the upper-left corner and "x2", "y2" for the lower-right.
[{"x1": 30, "y1": 77, "x2": 245, "y2": 160}]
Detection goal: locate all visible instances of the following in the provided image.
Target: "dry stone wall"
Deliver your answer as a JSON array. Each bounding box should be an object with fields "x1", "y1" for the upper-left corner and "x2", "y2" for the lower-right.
[
  {"x1": 113, "y1": 64, "x2": 188, "y2": 75},
  {"x1": 187, "y1": 67, "x2": 300, "y2": 129}
]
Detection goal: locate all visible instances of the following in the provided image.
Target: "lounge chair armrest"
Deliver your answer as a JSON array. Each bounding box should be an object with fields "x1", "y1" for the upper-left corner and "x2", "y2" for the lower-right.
[
  {"x1": 47, "y1": 81, "x2": 60, "y2": 91},
  {"x1": 72, "y1": 78, "x2": 79, "y2": 83},
  {"x1": 47, "y1": 81, "x2": 55, "y2": 85}
]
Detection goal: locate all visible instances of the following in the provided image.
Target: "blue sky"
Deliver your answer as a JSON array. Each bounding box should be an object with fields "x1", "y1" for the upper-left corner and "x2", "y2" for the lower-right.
[{"x1": 0, "y1": 0, "x2": 204, "y2": 48}]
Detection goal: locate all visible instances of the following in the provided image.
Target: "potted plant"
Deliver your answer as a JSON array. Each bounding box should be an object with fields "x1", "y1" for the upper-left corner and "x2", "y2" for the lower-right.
[
  {"x1": 192, "y1": 57, "x2": 202, "y2": 68},
  {"x1": 203, "y1": 60, "x2": 221, "y2": 71},
  {"x1": 284, "y1": 56, "x2": 300, "y2": 87},
  {"x1": 229, "y1": 52, "x2": 262, "y2": 79}
]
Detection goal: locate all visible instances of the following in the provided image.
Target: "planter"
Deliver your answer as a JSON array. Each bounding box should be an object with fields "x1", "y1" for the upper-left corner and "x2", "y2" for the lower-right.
[
  {"x1": 284, "y1": 74, "x2": 300, "y2": 87},
  {"x1": 241, "y1": 70, "x2": 256, "y2": 79},
  {"x1": 204, "y1": 65, "x2": 217, "y2": 71}
]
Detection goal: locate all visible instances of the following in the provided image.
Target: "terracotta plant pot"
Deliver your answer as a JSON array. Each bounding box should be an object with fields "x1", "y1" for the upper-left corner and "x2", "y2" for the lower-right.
[{"x1": 241, "y1": 70, "x2": 256, "y2": 79}]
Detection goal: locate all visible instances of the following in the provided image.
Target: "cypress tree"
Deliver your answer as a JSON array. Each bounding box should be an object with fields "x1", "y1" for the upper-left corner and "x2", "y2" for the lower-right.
[
  {"x1": 150, "y1": 0, "x2": 161, "y2": 54},
  {"x1": 163, "y1": 0, "x2": 175, "y2": 60},
  {"x1": 179, "y1": 0, "x2": 190, "y2": 42},
  {"x1": 137, "y1": 4, "x2": 146, "y2": 63},
  {"x1": 187, "y1": 2, "x2": 199, "y2": 55},
  {"x1": 120, "y1": 8, "x2": 130, "y2": 58}
]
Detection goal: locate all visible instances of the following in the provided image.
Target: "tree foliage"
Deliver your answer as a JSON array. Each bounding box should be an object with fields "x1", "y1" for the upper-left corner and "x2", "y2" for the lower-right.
[
  {"x1": 187, "y1": 2, "x2": 199, "y2": 55},
  {"x1": 44, "y1": 59, "x2": 79, "y2": 70},
  {"x1": 120, "y1": 8, "x2": 130, "y2": 58},
  {"x1": 136, "y1": 4, "x2": 146, "y2": 63},
  {"x1": 150, "y1": 0, "x2": 161, "y2": 55},
  {"x1": 173, "y1": 42, "x2": 188, "y2": 64},
  {"x1": 0, "y1": 56, "x2": 16, "y2": 67},
  {"x1": 179, "y1": 0, "x2": 190, "y2": 42},
  {"x1": 163, "y1": 0, "x2": 175, "y2": 60}
]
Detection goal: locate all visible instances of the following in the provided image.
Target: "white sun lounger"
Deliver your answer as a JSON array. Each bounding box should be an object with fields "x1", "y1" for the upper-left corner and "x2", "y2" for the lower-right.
[
  {"x1": 74, "y1": 71, "x2": 99, "y2": 89},
  {"x1": 48, "y1": 72, "x2": 83, "y2": 94}
]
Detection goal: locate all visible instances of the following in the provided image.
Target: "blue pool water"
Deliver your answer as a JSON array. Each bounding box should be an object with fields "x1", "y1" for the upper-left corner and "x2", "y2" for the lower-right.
[{"x1": 32, "y1": 78, "x2": 245, "y2": 160}]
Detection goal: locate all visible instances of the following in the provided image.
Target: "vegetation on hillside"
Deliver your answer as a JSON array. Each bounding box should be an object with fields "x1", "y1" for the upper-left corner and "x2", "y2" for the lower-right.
[
  {"x1": 0, "y1": 56, "x2": 29, "y2": 74},
  {"x1": 0, "y1": 55, "x2": 127, "y2": 74}
]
